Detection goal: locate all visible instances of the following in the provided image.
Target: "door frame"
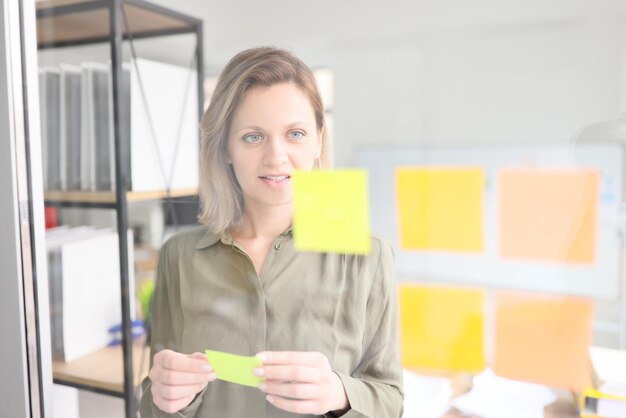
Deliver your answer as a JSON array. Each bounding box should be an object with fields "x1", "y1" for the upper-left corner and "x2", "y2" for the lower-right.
[{"x1": 0, "y1": 0, "x2": 53, "y2": 416}]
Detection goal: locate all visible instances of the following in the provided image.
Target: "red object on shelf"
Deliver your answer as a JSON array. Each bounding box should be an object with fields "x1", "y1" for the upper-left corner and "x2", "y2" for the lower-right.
[{"x1": 44, "y1": 206, "x2": 58, "y2": 229}]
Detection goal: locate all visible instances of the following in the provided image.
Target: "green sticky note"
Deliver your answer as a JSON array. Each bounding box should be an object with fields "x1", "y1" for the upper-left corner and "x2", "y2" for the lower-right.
[
  {"x1": 138, "y1": 279, "x2": 155, "y2": 321},
  {"x1": 293, "y1": 169, "x2": 371, "y2": 254},
  {"x1": 205, "y1": 350, "x2": 262, "y2": 387}
]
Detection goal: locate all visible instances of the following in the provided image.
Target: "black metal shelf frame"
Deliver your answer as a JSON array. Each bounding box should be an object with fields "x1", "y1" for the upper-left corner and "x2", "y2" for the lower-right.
[
  {"x1": 36, "y1": 1, "x2": 204, "y2": 416},
  {"x1": 44, "y1": 200, "x2": 118, "y2": 209}
]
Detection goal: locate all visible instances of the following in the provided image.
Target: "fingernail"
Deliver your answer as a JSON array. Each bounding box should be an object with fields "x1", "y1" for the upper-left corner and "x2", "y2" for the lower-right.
[
  {"x1": 256, "y1": 353, "x2": 266, "y2": 363},
  {"x1": 253, "y1": 368, "x2": 264, "y2": 376},
  {"x1": 208, "y1": 372, "x2": 218, "y2": 381},
  {"x1": 202, "y1": 364, "x2": 213, "y2": 372},
  {"x1": 266, "y1": 395, "x2": 274, "y2": 403},
  {"x1": 257, "y1": 382, "x2": 267, "y2": 391}
]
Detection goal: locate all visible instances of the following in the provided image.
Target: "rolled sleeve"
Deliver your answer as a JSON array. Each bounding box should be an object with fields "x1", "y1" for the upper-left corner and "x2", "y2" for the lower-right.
[{"x1": 141, "y1": 379, "x2": 206, "y2": 418}]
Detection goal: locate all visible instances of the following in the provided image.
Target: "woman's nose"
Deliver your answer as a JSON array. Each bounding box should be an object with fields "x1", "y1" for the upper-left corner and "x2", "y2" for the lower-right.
[{"x1": 263, "y1": 138, "x2": 288, "y2": 166}]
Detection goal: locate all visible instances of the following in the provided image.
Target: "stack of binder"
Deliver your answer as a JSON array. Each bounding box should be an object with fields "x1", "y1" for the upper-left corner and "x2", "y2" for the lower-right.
[
  {"x1": 38, "y1": 57, "x2": 198, "y2": 194},
  {"x1": 46, "y1": 226, "x2": 135, "y2": 362},
  {"x1": 39, "y1": 63, "x2": 130, "y2": 193},
  {"x1": 581, "y1": 346, "x2": 626, "y2": 417},
  {"x1": 39, "y1": 67, "x2": 61, "y2": 191},
  {"x1": 82, "y1": 62, "x2": 112, "y2": 191},
  {"x1": 60, "y1": 64, "x2": 82, "y2": 191}
]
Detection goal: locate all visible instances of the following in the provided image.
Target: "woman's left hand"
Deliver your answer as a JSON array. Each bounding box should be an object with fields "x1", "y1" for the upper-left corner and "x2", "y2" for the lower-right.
[{"x1": 254, "y1": 351, "x2": 350, "y2": 416}]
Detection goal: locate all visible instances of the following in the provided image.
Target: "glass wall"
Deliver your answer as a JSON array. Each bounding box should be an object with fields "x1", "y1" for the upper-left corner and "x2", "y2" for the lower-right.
[{"x1": 17, "y1": 0, "x2": 626, "y2": 417}]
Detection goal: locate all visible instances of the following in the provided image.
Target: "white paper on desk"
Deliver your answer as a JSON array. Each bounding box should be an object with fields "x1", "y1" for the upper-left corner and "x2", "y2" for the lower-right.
[
  {"x1": 402, "y1": 369, "x2": 452, "y2": 418},
  {"x1": 590, "y1": 345, "x2": 626, "y2": 396},
  {"x1": 450, "y1": 369, "x2": 556, "y2": 418}
]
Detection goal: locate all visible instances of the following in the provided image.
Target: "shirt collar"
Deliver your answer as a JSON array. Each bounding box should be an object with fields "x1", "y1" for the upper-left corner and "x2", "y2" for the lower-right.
[
  {"x1": 280, "y1": 226, "x2": 294, "y2": 237},
  {"x1": 195, "y1": 226, "x2": 293, "y2": 250},
  {"x1": 194, "y1": 228, "x2": 221, "y2": 250}
]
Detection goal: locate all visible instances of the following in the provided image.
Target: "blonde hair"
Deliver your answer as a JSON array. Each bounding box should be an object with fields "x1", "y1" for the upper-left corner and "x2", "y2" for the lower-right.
[{"x1": 198, "y1": 46, "x2": 329, "y2": 232}]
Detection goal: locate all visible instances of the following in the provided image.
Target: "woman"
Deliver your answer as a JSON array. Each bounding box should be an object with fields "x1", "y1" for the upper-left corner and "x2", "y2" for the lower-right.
[{"x1": 140, "y1": 46, "x2": 403, "y2": 418}]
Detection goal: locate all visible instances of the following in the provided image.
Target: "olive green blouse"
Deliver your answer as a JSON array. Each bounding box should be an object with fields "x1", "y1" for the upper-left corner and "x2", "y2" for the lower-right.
[{"x1": 140, "y1": 226, "x2": 403, "y2": 418}]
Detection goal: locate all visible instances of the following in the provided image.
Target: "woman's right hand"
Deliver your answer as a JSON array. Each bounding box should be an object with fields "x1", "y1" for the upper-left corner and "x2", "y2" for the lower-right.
[{"x1": 149, "y1": 349, "x2": 217, "y2": 413}]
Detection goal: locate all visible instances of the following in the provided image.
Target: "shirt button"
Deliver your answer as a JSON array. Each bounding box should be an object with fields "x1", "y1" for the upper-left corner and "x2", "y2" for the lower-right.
[{"x1": 274, "y1": 243, "x2": 283, "y2": 251}]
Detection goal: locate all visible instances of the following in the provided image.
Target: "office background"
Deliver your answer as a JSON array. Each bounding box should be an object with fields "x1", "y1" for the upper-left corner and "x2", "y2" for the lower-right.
[{"x1": 2, "y1": 0, "x2": 626, "y2": 417}]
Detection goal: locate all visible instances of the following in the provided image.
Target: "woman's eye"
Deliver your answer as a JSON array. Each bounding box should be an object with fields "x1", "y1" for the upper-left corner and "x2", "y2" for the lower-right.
[
  {"x1": 243, "y1": 134, "x2": 262, "y2": 143},
  {"x1": 289, "y1": 131, "x2": 305, "y2": 140}
]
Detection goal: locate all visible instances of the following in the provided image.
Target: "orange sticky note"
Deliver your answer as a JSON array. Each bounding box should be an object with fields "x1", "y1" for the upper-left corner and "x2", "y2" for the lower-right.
[
  {"x1": 399, "y1": 284, "x2": 485, "y2": 373},
  {"x1": 494, "y1": 290, "x2": 593, "y2": 390},
  {"x1": 395, "y1": 167, "x2": 484, "y2": 252},
  {"x1": 499, "y1": 168, "x2": 599, "y2": 264}
]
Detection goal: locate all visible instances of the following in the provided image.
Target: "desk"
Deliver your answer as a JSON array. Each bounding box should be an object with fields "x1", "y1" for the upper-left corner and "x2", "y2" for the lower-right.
[
  {"x1": 52, "y1": 340, "x2": 150, "y2": 397},
  {"x1": 441, "y1": 399, "x2": 578, "y2": 418},
  {"x1": 53, "y1": 354, "x2": 581, "y2": 416}
]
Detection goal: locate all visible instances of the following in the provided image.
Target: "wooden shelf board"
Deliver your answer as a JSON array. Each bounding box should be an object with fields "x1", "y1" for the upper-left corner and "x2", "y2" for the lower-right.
[
  {"x1": 36, "y1": 0, "x2": 92, "y2": 8},
  {"x1": 37, "y1": 1, "x2": 194, "y2": 47},
  {"x1": 52, "y1": 340, "x2": 149, "y2": 394},
  {"x1": 44, "y1": 188, "x2": 197, "y2": 204}
]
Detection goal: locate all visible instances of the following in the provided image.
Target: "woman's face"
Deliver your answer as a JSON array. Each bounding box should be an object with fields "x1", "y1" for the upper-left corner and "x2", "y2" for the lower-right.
[{"x1": 227, "y1": 82, "x2": 322, "y2": 210}]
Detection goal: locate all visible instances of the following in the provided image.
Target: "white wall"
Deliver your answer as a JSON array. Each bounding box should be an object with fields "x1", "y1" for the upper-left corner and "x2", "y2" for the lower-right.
[
  {"x1": 142, "y1": 0, "x2": 626, "y2": 166},
  {"x1": 325, "y1": 14, "x2": 625, "y2": 166},
  {"x1": 424, "y1": 18, "x2": 622, "y2": 142},
  {"x1": 329, "y1": 45, "x2": 426, "y2": 166}
]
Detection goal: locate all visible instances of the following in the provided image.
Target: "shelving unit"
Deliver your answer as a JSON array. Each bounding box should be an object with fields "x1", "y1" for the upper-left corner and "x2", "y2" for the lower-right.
[{"x1": 36, "y1": 1, "x2": 204, "y2": 416}]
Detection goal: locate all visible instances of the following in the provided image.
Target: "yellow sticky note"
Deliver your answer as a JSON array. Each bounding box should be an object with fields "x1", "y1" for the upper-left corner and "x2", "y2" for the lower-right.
[
  {"x1": 494, "y1": 290, "x2": 594, "y2": 390},
  {"x1": 395, "y1": 167, "x2": 484, "y2": 252},
  {"x1": 399, "y1": 284, "x2": 485, "y2": 373},
  {"x1": 499, "y1": 168, "x2": 599, "y2": 264},
  {"x1": 205, "y1": 350, "x2": 262, "y2": 388},
  {"x1": 293, "y1": 170, "x2": 371, "y2": 254}
]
